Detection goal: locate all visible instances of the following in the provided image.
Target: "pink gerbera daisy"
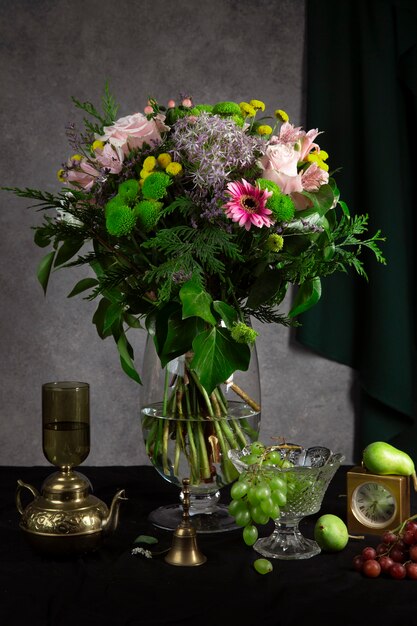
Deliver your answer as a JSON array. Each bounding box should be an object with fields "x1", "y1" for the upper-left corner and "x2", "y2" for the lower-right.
[{"x1": 223, "y1": 179, "x2": 274, "y2": 231}]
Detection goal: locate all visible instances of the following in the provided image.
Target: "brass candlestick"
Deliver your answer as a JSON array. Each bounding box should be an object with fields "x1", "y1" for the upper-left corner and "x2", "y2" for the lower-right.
[{"x1": 165, "y1": 478, "x2": 207, "y2": 566}]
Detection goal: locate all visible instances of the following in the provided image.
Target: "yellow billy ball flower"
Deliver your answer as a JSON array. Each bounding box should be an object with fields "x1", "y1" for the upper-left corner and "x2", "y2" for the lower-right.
[
  {"x1": 157, "y1": 153, "x2": 172, "y2": 168},
  {"x1": 257, "y1": 125, "x2": 273, "y2": 135},
  {"x1": 274, "y1": 109, "x2": 289, "y2": 123},
  {"x1": 250, "y1": 99, "x2": 265, "y2": 111},
  {"x1": 140, "y1": 168, "x2": 152, "y2": 180},
  {"x1": 239, "y1": 102, "x2": 256, "y2": 118},
  {"x1": 57, "y1": 169, "x2": 66, "y2": 182},
  {"x1": 143, "y1": 156, "x2": 157, "y2": 172},
  {"x1": 165, "y1": 162, "x2": 183, "y2": 176},
  {"x1": 70, "y1": 154, "x2": 83, "y2": 162},
  {"x1": 91, "y1": 140, "x2": 105, "y2": 152},
  {"x1": 266, "y1": 234, "x2": 284, "y2": 252}
]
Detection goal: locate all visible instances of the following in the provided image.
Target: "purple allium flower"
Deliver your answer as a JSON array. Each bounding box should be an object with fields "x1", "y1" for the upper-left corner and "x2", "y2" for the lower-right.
[{"x1": 170, "y1": 113, "x2": 266, "y2": 219}]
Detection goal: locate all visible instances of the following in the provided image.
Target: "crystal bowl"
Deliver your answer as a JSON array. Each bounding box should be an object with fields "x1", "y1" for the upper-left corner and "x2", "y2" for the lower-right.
[{"x1": 228, "y1": 444, "x2": 345, "y2": 559}]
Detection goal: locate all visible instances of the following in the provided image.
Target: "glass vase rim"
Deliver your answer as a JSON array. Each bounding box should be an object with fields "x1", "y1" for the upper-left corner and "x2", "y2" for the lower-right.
[{"x1": 228, "y1": 446, "x2": 345, "y2": 472}]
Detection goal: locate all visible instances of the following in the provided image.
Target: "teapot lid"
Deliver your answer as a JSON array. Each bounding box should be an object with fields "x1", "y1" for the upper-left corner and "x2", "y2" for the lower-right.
[{"x1": 41, "y1": 470, "x2": 92, "y2": 502}]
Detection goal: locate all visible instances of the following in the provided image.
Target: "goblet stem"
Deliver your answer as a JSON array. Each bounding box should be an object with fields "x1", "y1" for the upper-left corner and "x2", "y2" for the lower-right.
[{"x1": 254, "y1": 518, "x2": 321, "y2": 560}]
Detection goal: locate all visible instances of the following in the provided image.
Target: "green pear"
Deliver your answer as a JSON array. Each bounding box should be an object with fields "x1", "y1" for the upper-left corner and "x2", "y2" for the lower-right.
[
  {"x1": 314, "y1": 514, "x2": 349, "y2": 552},
  {"x1": 362, "y1": 441, "x2": 415, "y2": 476}
]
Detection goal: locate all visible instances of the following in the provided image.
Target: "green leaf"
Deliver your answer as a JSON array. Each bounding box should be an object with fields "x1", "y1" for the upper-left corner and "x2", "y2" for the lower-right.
[
  {"x1": 297, "y1": 183, "x2": 338, "y2": 217},
  {"x1": 160, "y1": 314, "x2": 205, "y2": 367},
  {"x1": 246, "y1": 269, "x2": 282, "y2": 309},
  {"x1": 54, "y1": 239, "x2": 84, "y2": 267},
  {"x1": 34, "y1": 228, "x2": 52, "y2": 248},
  {"x1": 104, "y1": 302, "x2": 124, "y2": 333},
  {"x1": 117, "y1": 333, "x2": 141, "y2": 384},
  {"x1": 92, "y1": 298, "x2": 113, "y2": 338},
  {"x1": 338, "y1": 200, "x2": 350, "y2": 217},
  {"x1": 289, "y1": 277, "x2": 322, "y2": 318},
  {"x1": 133, "y1": 535, "x2": 158, "y2": 545},
  {"x1": 37, "y1": 250, "x2": 56, "y2": 294},
  {"x1": 67, "y1": 277, "x2": 99, "y2": 298},
  {"x1": 123, "y1": 313, "x2": 142, "y2": 329},
  {"x1": 212, "y1": 301, "x2": 239, "y2": 328},
  {"x1": 146, "y1": 302, "x2": 181, "y2": 357},
  {"x1": 284, "y1": 213, "x2": 329, "y2": 236},
  {"x1": 191, "y1": 326, "x2": 250, "y2": 395},
  {"x1": 180, "y1": 278, "x2": 216, "y2": 326}
]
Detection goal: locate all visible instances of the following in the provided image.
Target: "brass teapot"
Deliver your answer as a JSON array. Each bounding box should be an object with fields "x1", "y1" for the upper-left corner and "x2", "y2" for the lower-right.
[{"x1": 16, "y1": 469, "x2": 127, "y2": 555}]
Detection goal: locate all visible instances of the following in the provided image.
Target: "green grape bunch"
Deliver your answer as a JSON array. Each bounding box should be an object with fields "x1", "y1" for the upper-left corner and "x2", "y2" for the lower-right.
[{"x1": 228, "y1": 441, "x2": 298, "y2": 546}]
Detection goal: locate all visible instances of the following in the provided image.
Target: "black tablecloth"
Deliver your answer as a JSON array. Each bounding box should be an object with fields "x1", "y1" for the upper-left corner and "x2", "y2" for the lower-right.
[{"x1": 1, "y1": 465, "x2": 416, "y2": 626}]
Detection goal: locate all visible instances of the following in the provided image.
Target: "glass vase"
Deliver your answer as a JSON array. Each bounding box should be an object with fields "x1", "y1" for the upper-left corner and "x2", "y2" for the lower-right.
[{"x1": 140, "y1": 334, "x2": 261, "y2": 533}]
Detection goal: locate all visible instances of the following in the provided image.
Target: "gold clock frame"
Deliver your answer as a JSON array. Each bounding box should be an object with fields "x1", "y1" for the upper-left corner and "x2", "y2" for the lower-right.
[{"x1": 346, "y1": 466, "x2": 410, "y2": 535}]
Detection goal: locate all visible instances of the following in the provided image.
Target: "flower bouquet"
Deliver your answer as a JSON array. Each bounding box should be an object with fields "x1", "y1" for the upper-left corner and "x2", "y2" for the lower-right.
[{"x1": 3, "y1": 86, "x2": 386, "y2": 507}]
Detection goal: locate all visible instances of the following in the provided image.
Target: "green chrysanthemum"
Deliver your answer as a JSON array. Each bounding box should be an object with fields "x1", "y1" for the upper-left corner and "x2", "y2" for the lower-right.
[
  {"x1": 105, "y1": 195, "x2": 125, "y2": 215},
  {"x1": 256, "y1": 178, "x2": 281, "y2": 195},
  {"x1": 230, "y1": 322, "x2": 258, "y2": 344},
  {"x1": 268, "y1": 193, "x2": 296, "y2": 222},
  {"x1": 193, "y1": 104, "x2": 213, "y2": 114},
  {"x1": 165, "y1": 106, "x2": 192, "y2": 125},
  {"x1": 212, "y1": 101, "x2": 243, "y2": 117},
  {"x1": 232, "y1": 114, "x2": 245, "y2": 127},
  {"x1": 265, "y1": 233, "x2": 284, "y2": 253},
  {"x1": 134, "y1": 200, "x2": 162, "y2": 232},
  {"x1": 105, "y1": 204, "x2": 136, "y2": 236},
  {"x1": 142, "y1": 171, "x2": 171, "y2": 200},
  {"x1": 256, "y1": 178, "x2": 295, "y2": 222},
  {"x1": 118, "y1": 179, "x2": 139, "y2": 204}
]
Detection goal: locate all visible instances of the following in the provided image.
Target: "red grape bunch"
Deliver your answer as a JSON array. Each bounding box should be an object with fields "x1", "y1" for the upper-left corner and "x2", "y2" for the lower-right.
[{"x1": 352, "y1": 515, "x2": 417, "y2": 580}]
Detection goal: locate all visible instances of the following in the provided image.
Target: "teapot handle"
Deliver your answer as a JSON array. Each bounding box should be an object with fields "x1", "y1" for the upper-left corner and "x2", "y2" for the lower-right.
[{"x1": 16, "y1": 479, "x2": 40, "y2": 515}]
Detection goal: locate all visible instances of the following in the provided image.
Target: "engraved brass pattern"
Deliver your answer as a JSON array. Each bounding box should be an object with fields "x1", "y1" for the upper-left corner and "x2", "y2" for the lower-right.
[{"x1": 20, "y1": 502, "x2": 107, "y2": 535}]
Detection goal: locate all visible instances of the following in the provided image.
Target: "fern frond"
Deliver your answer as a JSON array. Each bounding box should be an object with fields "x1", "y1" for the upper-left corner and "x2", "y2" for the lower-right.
[
  {"x1": 244, "y1": 305, "x2": 300, "y2": 327},
  {"x1": 162, "y1": 196, "x2": 195, "y2": 217},
  {"x1": 71, "y1": 83, "x2": 119, "y2": 135},
  {"x1": 102, "y1": 81, "x2": 119, "y2": 125}
]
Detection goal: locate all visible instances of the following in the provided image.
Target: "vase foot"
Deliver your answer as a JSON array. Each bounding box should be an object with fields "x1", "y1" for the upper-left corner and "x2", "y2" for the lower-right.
[
  {"x1": 148, "y1": 503, "x2": 239, "y2": 534},
  {"x1": 254, "y1": 529, "x2": 321, "y2": 560}
]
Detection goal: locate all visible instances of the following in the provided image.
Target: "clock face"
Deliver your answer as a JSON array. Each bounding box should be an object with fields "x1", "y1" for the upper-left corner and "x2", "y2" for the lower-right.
[{"x1": 352, "y1": 481, "x2": 397, "y2": 528}]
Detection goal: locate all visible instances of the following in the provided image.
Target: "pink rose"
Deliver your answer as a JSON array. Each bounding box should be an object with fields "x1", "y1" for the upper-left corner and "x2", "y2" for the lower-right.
[
  {"x1": 94, "y1": 143, "x2": 124, "y2": 174},
  {"x1": 260, "y1": 142, "x2": 299, "y2": 178},
  {"x1": 99, "y1": 112, "x2": 168, "y2": 155},
  {"x1": 261, "y1": 167, "x2": 304, "y2": 195},
  {"x1": 258, "y1": 122, "x2": 329, "y2": 210}
]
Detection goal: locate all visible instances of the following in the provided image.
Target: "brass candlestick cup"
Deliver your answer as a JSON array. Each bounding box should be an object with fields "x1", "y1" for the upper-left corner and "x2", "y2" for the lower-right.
[{"x1": 16, "y1": 381, "x2": 127, "y2": 555}]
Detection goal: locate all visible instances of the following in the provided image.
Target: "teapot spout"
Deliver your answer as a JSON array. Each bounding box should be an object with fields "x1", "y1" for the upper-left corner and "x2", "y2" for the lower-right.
[{"x1": 102, "y1": 489, "x2": 128, "y2": 534}]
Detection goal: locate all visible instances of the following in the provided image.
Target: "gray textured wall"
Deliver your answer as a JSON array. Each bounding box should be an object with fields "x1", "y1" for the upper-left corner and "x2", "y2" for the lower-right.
[{"x1": 0, "y1": 0, "x2": 356, "y2": 467}]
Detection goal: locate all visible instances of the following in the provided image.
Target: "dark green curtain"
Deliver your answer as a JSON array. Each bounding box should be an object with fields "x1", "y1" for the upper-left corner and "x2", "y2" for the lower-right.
[{"x1": 297, "y1": 0, "x2": 417, "y2": 458}]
